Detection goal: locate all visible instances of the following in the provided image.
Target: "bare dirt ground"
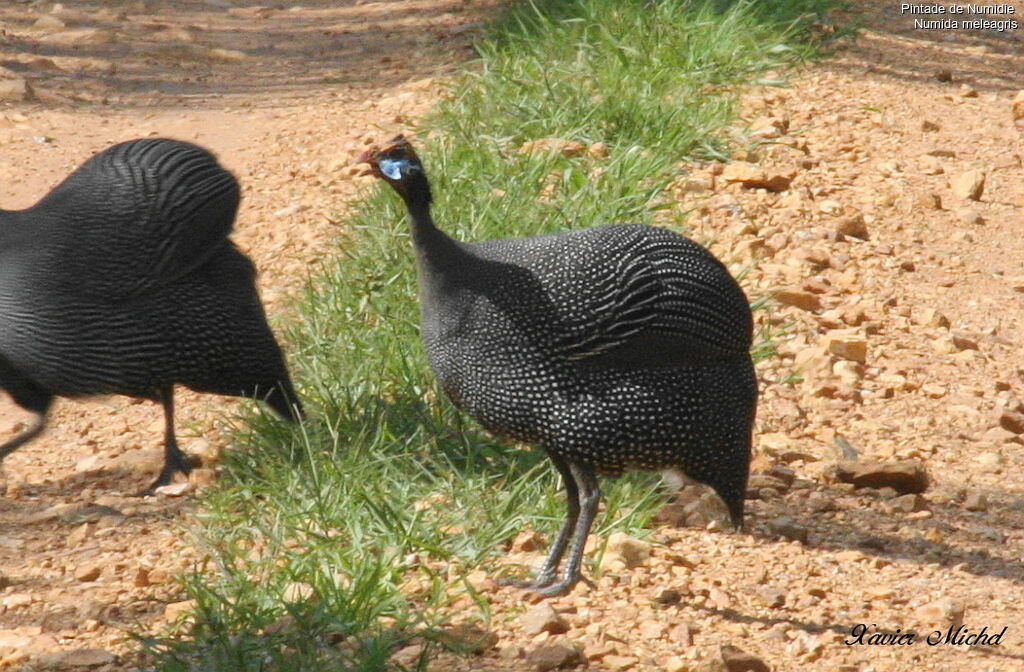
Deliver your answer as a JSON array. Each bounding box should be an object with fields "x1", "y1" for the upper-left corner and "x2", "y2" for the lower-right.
[{"x1": 1, "y1": 1, "x2": 1023, "y2": 671}]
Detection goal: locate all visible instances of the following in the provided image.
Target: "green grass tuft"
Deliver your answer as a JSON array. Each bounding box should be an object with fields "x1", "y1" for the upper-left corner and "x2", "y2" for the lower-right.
[{"x1": 138, "y1": 1, "x2": 839, "y2": 669}]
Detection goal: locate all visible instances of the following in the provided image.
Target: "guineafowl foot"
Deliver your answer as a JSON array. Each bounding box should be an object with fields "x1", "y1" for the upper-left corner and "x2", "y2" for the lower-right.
[
  {"x1": 498, "y1": 572, "x2": 594, "y2": 597},
  {"x1": 139, "y1": 452, "x2": 199, "y2": 496}
]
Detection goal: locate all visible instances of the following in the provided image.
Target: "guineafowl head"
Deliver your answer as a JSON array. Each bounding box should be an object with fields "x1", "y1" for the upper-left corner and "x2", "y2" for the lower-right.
[{"x1": 360, "y1": 135, "x2": 432, "y2": 207}]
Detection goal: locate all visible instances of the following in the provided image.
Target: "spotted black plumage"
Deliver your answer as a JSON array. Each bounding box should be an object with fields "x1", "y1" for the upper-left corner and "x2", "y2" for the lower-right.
[
  {"x1": 0, "y1": 138, "x2": 303, "y2": 491},
  {"x1": 364, "y1": 136, "x2": 756, "y2": 596}
]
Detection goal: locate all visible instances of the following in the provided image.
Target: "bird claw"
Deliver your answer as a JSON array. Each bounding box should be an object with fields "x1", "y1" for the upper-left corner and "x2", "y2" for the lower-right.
[
  {"x1": 138, "y1": 453, "x2": 199, "y2": 496},
  {"x1": 496, "y1": 574, "x2": 557, "y2": 591},
  {"x1": 496, "y1": 572, "x2": 593, "y2": 598}
]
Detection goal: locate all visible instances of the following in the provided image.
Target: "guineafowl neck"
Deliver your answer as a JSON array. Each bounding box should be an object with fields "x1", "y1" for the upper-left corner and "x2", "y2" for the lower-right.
[
  {"x1": 409, "y1": 207, "x2": 470, "y2": 277},
  {"x1": 401, "y1": 179, "x2": 471, "y2": 280}
]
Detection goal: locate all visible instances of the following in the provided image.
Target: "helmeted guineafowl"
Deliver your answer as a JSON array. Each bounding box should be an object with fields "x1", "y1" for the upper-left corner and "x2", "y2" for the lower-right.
[
  {"x1": 0, "y1": 138, "x2": 303, "y2": 492},
  {"x1": 362, "y1": 136, "x2": 757, "y2": 596}
]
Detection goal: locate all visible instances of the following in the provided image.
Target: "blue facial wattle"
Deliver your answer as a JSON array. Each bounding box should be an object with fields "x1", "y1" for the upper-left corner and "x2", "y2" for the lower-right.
[{"x1": 378, "y1": 158, "x2": 406, "y2": 180}]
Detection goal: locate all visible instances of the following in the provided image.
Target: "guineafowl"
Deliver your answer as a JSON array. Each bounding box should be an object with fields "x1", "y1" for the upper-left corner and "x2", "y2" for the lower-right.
[
  {"x1": 0, "y1": 138, "x2": 303, "y2": 492},
  {"x1": 362, "y1": 136, "x2": 757, "y2": 596}
]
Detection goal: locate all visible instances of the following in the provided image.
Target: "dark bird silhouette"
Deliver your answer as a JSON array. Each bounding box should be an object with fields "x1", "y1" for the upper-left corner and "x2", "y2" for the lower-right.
[
  {"x1": 0, "y1": 138, "x2": 303, "y2": 492},
  {"x1": 362, "y1": 136, "x2": 757, "y2": 596}
]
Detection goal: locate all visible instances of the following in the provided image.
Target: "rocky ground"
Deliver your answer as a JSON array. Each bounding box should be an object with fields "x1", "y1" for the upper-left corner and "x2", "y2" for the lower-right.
[{"x1": 1, "y1": 1, "x2": 1023, "y2": 671}]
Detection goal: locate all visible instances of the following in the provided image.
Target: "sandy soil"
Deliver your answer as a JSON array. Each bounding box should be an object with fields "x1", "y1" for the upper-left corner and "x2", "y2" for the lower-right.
[{"x1": 1, "y1": 1, "x2": 1023, "y2": 671}]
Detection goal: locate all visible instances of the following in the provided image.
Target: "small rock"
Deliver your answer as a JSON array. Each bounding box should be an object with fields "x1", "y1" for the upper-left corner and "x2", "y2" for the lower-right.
[
  {"x1": 835, "y1": 214, "x2": 869, "y2": 240},
  {"x1": 818, "y1": 199, "x2": 842, "y2": 215},
  {"x1": 185, "y1": 438, "x2": 221, "y2": 465},
  {"x1": 1011, "y1": 90, "x2": 1024, "y2": 121},
  {"x1": 605, "y1": 531, "x2": 651, "y2": 568},
  {"x1": 66, "y1": 523, "x2": 91, "y2": 548},
  {"x1": 0, "y1": 78, "x2": 35, "y2": 102},
  {"x1": 719, "y1": 645, "x2": 770, "y2": 672},
  {"x1": 663, "y1": 656, "x2": 689, "y2": 672},
  {"x1": 914, "y1": 308, "x2": 950, "y2": 329},
  {"x1": 935, "y1": 69, "x2": 953, "y2": 82},
  {"x1": 163, "y1": 600, "x2": 195, "y2": 622},
  {"x1": 274, "y1": 203, "x2": 309, "y2": 217},
  {"x1": 587, "y1": 142, "x2": 609, "y2": 159},
  {"x1": 951, "y1": 334, "x2": 979, "y2": 351},
  {"x1": 33, "y1": 15, "x2": 67, "y2": 30},
  {"x1": 921, "y1": 119, "x2": 940, "y2": 132},
  {"x1": 74, "y1": 565, "x2": 101, "y2": 582},
  {"x1": 604, "y1": 654, "x2": 639, "y2": 670},
  {"x1": 915, "y1": 598, "x2": 965, "y2": 631},
  {"x1": 747, "y1": 473, "x2": 790, "y2": 494},
  {"x1": 653, "y1": 588, "x2": 682, "y2": 607},
  {"x1": 500, "y1": 643, "x2": 525, "y2": 660},
  {"x1": 775, "y1": 290, "x2": 822, "y2": 312},
  {"x1": 437, "y1": 623, "x2": 498, "y2": 654},
  {"x1": 0, "y1": 629, "x2": 34, "y2": 654},
  {"x1": 390, "y1": 643, "x2": 425, "y2": 667},
  {"x1": 638, "y1": 620, "x2": 666, "y2": 639},
  {"x1": 950, "y1": 170, "x2": 985, "y2": 201},
  {"x1": 822, "y1": 330, "x2": 867, "y2": 363},
  {"x1": 668, "y1": 623, "x2": 693, "y2": 647},
  {"x1": 1, "y1": 593, "x2": 33, "y2": 609},
  {"x1": 954, "y1": 208, "x2": 984, "y2": 226},
  {"x1": 522, "y1": 604, "x2": 569, "y2": 636},
  {"x1": 154, "y1": 482, "x2": 193, "y2": 497},
  {"x1": 133, "y1": 567, "x2": 151, "y2": 588},
  {"x1": 652, "y1": 501, "x2": 689, "y2": 527},
  {"x1": 976, "y1": 451, "x2": 1004, "y2": 471},
  {"x1": 189, "y1": 468, "x2": 217, "y2": 487},
  {"x1": 526, "y1": 644, "x2": 585, "y2": 671},
  {"x1": 831, "y1": 460, "x2": 929, "y2": 494},
  {"x1": 963, "y1": 490, "x2": 988, "y2": 511},
  {"x1": 56, "y1": 28, "x2": 117, "y2": 45},
  {"x1": 37, "y1": 648, "x2": 116, "y2": 668},
  {"x1": 754, "y1": 586, "x2": 786, "y2": 609},
  {"x1": 677, "y1": 176, "x2": 713, "y2": 193},
  {"x1": 720, "y1": 162, "x2": 795, "y2": 192},
  {"x1": 958, "y1": 84, "x2": 978, "y2": 98},
  {"x1": 892, "y1": 494, "x2": 927, "y2": 513},
  {"x1": 998, "y1": 409, "x2": 1024, "y2": 434},
  {"x1": 868, "y1": 585, "x2": 895, "y2": 600},
  {"x1": 919, "y1": 155, "x2": 944, "y2": 175},
  {"x1": 511, "y1": 529, "x2": 546, "y2": 553},
  {"x1": 766, "y1": 516, "x2": 809, "y2": 543},
  {"x1": 833, "y1": 360, "x2": 862, "y2": 386}
]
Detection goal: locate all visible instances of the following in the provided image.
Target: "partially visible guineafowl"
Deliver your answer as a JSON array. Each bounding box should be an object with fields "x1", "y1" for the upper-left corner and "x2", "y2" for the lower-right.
[
  {"x1": 0, "y1": 138, "x2": 303, "y2": 492},
  {"x1": 362, "y1": 136, "x2": 757, "y2": 597}
]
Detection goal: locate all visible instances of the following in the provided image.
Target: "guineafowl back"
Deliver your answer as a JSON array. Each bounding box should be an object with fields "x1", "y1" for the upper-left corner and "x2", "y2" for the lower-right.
[
  {"x1": 19, "y1": 138, "x2": 239, "y2": 300},
  {"x1": 0, "y1": 139, "x2": 293, "y2": 404}
]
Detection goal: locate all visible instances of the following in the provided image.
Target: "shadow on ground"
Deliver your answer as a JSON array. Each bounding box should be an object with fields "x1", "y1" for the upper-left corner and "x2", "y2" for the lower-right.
[
  {"x1": 827, "y1": 2, "x2": 1023, "y2": 92},
  {"x1": 0, "y1": 0, "x2": 486, "y2": 108}
]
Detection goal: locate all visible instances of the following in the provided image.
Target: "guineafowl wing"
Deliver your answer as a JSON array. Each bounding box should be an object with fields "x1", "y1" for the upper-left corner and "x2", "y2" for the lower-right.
[
  {"x1": 34, "y1": 138, "x2": 239, "y2": 300},
  {"x1": 546, "y1": 225, "x2": 752, "y2": 367}
]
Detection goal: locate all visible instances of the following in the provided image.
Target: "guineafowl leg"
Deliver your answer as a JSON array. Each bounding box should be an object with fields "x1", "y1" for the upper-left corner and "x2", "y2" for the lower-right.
[
  {"x1": 0, "y1": 411, "x2": 50, "y2": 461},
  {"x1": 500, "y1": 454, "x2": 581, "y2": 590},
  {"x1": 0, "y1": 364, "x2": 53, "y2": 462},
  {"x1": 532, "y1": 462, "x2": 601, "y2": 598},
  {"x1": 144, "y1": 387, "x2": 194, "y2": 493}
]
